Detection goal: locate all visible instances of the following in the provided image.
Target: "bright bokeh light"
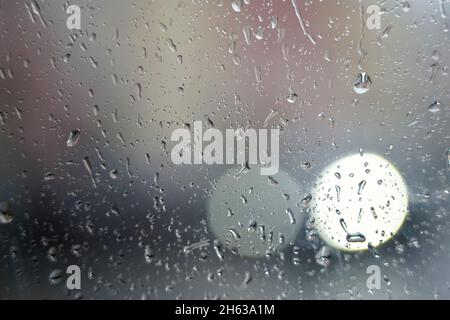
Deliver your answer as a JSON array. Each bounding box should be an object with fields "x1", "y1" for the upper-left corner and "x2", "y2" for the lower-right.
[{"x1": 310, "y1": 153, "x2": 408, "y2": 251}]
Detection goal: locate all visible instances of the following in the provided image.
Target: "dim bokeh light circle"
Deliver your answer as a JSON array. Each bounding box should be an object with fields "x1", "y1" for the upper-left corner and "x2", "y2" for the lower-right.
[{"x1": 208, "y1": 167, "x2": 304, "y2": 258}]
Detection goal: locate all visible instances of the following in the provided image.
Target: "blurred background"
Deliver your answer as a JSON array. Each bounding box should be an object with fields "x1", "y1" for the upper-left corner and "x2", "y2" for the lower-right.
[{"x1": 0, "y1": 0, "x2": 449, "y2": 299}]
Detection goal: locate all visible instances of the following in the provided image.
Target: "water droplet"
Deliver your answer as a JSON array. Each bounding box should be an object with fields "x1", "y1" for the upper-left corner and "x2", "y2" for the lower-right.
[
  {"x1": 44, "y1": 172, "x2": 56, "y2": 181},
  {"x1": 286, "y1": 208, "x2": 296, "y2": 224},
  {"x1": 270, "y1": 16, "x2": 278, "y2": 29},
  {"x1": 357, "y1": 180, "x2": 367, "y2": 195},
  {"x1": 254, "y1": 65, "x2": 262, "y2": 84},
  {"x1": 231, "y1": 0, "x2": 243, "y2": 12},
  {"x1": 339, "y1": 218, "x2": 348, "y2": 232},
  {"x1": 29, "y1": 1, "x2": 47, "y2": 27},
  {"x1": 358, "y1": 208, "x2": 363, "y2": 223},
  {"x1": 368, "y1": 243, "x2": 380, "y2": 258},
  {"x1": 335, "y1": 185, "x2": 341, "y2": 201},
  {"x1": 255, "y1": 26, "x2": 265, "y2": 40},
  {"x1": 267, "y1": 176, "x2": 279, "y2": 186},
  {"x1": 213, "y1": 240, "x2": 224, "y2": 261},
  {"x1": 135, "y1": 83, "x2": 142, "y2": 100},
  {"x1": 242, "y1": 25, "x2": 251, "y2": 45},
  {"x1": 110, "y1": 203, "x2": 120, "y2": 216},
  {"x1": 240, "y1": 271, "x2": 252, "y2": 288},
  {"x1": 144, "y1": 245, "x2": 154, "y2": 263},
  {"x1": 446, "y1": 148, "x2": 450, "y2": 167},
  {"x1": 346, "y1": 232, "x2": 366, "y2": 243},
  {"x1": 49, "y1": 269, "x2": 63, "y2": 285},
  {"x1": 408, "y1": 237, "x2": 421, "y2": 248},
  {"x1": 286, "y1": 91, "x2": 298, "y2": 104},
  {"x1": 66, "y1": 129, "x2": 81, "y2": 147},
  {"x1": 370, "y1": 206, "x2": 378, "y2": 219},
  {"x1": 109, "y1": 169, "x2": 119, "y2": 179},
  {"x1": 301, "y1": 194, "x2": 312, "y2": 207},
  {"x1": 229, "y1": 228, "x2": 240, "y2": 240},
  {"x1": 432, "y1": 49, "x2": 441, "y2": 61},
  {"x1": 0, "y1": 202, "x2": 14, "y2": 224},
  {"x1": 71, "y1": 244, "x2": 82, "y2": 257},
  {"x1": 428, "y1": 100, "x2": 441, "y2": 113},
  {"x1": 166, "y1": 38, "x2": 177, "y2": 52},
  {"x1": 88, "y1": 56, "x2": 98, "y2": 69},
  {"x1": 315, "y1": 246, "x2": 332, "y2": 268},
  {"x1": 83, "y1": 157, "x2": 97, "y2": 188},
  {"x1": 353, "y1": 72, "x2": 372, "y2": 94},
  {"x1": 291, "y1": 0, "x2": 317, "y2": 45},
  {"x1": 47, "y1": 247, "x2": 58, "y2": 263},
  {"x1": 402, "y1": 1, "x2": 411, "y2": 12}
]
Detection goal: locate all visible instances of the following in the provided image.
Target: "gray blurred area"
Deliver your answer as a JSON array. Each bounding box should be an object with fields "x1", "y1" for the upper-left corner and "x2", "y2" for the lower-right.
[{"x1": 0, "y1": 0, "x2": 449, "y2": 299}]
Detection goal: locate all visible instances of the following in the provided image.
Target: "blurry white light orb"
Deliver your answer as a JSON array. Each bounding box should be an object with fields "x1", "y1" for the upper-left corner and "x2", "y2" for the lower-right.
[
  {"x1": 208, "y1": 167, "x2": 304, "y2": 258},
  {"x1": 310, "y1": 153, "x2": 408, "y2": 251}
]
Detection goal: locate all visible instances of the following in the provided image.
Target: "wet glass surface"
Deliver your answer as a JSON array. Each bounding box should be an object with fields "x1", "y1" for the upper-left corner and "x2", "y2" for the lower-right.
[{"x1": 0, "y1": 0, "x2": 450, "y2": 299}]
